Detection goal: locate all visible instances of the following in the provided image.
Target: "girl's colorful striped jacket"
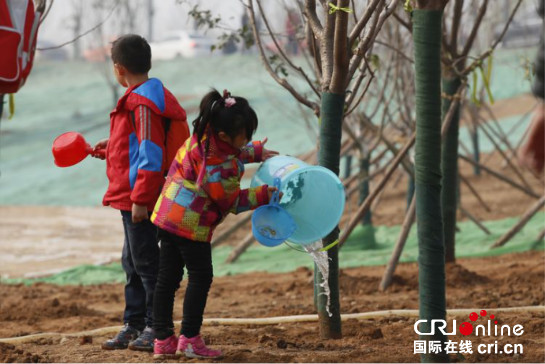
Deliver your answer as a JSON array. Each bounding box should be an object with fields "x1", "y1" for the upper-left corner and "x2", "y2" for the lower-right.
[{"x1": 151, "y1": 132, "x2": 270, "y2": 242}]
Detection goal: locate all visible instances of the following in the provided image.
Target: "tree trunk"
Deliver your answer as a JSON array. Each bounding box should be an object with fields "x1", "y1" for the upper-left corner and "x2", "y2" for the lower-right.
[
  {"x1": 441, "y1": 77, "x2": 461, "y2": 263},
  {"x1": 147, "y1": 0, "x2": 154, "y2": 41},
  {"x1": 343, "y1": 154, "x2": 352, "y2": 179},
  {"x1": 413, "y1": 7, "x2": 449, "y2": 363},
  {"x1": 315, "y1": 92, "x2": 344, "y2": 339},
  {"x1": 406, "y1": 167, "x2": 415, "y2": 211},
  {"x1": 468, "y1": 105, "x2": 481, "y2": 176},
  {"x1": 471, "y1": 127, "x2": 480, "y2": 175},
  {"x1": 357, "y1": 154, "x2": 377, "y2": 250},
  {"x1": 359, "y1": 156, "x2": 372, "y2": 225},
  {"x1": 73, "y1": 20, "x2": 82, "y2": 60},
  {"x1": 313, "y1": 0, "x2": 351, "y2": 340}
]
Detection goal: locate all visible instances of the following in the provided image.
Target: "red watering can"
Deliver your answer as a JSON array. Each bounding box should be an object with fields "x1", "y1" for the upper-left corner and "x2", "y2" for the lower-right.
[{"x1": 52, "y1": 131, "x2": 105, "y2": 167}]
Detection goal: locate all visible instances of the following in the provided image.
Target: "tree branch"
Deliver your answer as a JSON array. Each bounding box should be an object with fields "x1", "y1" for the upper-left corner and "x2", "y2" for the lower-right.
[
  {"x1": 374, "y1": 39, "x2": 414, "y2": 63},
  {"x1": 460, "y1": 0, "x2": 522, "y2": 76},
  {"x1": 39, "y1": 0, "x2": 54, "y2": 25},
  {"x1": 330, "y1": 0, "x2": 351, "y2": 94},
  {"x1": 347, "y1": 0, "x2": 399, "y2": 84},
  {"x1": 38, "y1": 2, "x2": 119, "y2": 51},
  {"x1": 392, "y1": 9, "x2": 412, "y2": 32},
  {"x1": 304, "y1": 0, "x2": 324, "y2": 39},
  {"x1": 345, "y1": 68, "x2": 375, "y2": 116},
  {"x1": 460, "y1": 0, "x2": 489, "y2": 57},
  {"x1": 348, "y1": 0, "x2": 384, "y2": 48},
  {"x1": 449, "y1": 0, "x2": 464, "y2": 56},
  {"x1": 321, "y1": 1, "x2": 336, "y2": 90},
  {"x1": 347, "y1": 9, "x2": 379, "y2": 84},
  {"x1": 255, "y1": 0, "x2": 320, "y2": 98},
  {"x1": 306, "y1": 22, "x2": 323, "y2": 82},
  {"x1": 248, "y1": 0, "x2": 319, "y2": 114}
]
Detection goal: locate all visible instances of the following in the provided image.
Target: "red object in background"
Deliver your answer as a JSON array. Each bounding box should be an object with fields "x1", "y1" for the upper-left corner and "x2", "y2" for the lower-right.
[
  {"x1": 52, "y1": 132, "x2": 105, "y2": 167},
  {"x1": 0, "y1": 0, "x2": 41, "y2": 93}
]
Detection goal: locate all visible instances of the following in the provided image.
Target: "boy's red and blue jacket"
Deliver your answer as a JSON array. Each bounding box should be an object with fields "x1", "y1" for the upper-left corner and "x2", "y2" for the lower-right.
[
  {"x1": 151, "y1": 132, "x2": 270, "y2": 242},
  {"x1": 103, "y1": 78, "x2": 186, "y2": 212}
]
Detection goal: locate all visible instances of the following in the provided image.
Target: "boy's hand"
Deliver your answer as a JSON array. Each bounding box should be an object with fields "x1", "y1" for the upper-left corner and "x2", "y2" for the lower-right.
[
  {"x1": 132, "y1": 203, "x2": 149, "y2": 223},
  {"x1": 91, "y1": 138, "x2": 108, "y2": 160},
  {"x1": 261, "y1": 137, "x2": 279, "y2": 161},
  {"x1": 267, "y1": 186, "x2": 283, "y2": 202}
]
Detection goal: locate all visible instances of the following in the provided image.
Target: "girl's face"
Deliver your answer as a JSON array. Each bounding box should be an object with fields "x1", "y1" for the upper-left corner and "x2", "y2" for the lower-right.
[{"x1": 219, "y1": 131, "x2": 248, "y2": 150}]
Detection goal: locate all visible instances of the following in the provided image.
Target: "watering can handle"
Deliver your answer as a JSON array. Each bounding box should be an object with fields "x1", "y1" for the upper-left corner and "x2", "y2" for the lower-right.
[{"x1": 271, "y1": 178, "x2": 281, "y2": 206}]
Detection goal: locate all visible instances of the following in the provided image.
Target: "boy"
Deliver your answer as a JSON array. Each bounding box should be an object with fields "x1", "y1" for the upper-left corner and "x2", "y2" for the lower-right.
[{"x1": 91, "y1": 34, "x2": 186, "y2": 352}]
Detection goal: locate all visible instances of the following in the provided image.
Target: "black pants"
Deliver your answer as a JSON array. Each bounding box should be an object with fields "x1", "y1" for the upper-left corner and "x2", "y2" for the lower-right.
[
  {"x1": 153, "y1": 228, "x2": 213, "y2": 340},
  {"x1": 120, "y1": 211, "x2": 160, "y2": 329}
]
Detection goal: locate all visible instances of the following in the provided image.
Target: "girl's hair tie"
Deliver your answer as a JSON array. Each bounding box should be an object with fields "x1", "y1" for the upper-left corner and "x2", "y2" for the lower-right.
[
  {"x1": 223, "y1": 89, "x2": 236, "y2": 108},
  {"x1": 224, "y1": 97, "x2": 236, "y2": 108},
  {"x1": 210, "y1": 99, "x2": 219, "y2": 111}
]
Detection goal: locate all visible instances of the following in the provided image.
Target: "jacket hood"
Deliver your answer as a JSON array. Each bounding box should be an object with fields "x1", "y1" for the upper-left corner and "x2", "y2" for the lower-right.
[{"x1": 123, "y1": 78, "x2": 186, "y2": 120}]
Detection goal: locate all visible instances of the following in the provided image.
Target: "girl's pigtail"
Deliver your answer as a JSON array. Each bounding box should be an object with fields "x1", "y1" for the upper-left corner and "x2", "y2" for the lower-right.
[
  {"x1": 192, "y1": 89, "x2": 222, "y2": 147},
  {"x1": 192, "y1": 89, "x2": 222, "y2": 188}
]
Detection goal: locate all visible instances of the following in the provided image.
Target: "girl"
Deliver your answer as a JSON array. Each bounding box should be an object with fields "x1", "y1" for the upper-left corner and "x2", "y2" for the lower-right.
[{"x1": 150, "y1": 89, "x2": 278, "y2": 359}]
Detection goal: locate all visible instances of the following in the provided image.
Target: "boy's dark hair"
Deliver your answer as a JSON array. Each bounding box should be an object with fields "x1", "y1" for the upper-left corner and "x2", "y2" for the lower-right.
[
  {"x1": 111, "y1": 34, "x2": 151, "y2": 74},
  {"x1": 193, "y1": 89, "x2": 258, "y2": 147}
]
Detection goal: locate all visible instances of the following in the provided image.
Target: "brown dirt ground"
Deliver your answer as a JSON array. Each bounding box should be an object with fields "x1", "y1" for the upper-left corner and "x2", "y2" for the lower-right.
[
  {"x1": 0, "y1": 95, "x2": 544, "y2": 362},
  {"x1": 0, "y1": 251, "x2": 543, "y2": 363}
]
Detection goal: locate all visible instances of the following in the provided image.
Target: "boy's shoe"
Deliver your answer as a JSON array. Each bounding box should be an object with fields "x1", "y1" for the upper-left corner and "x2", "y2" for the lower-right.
[
  {"x1": 101, "y1": 324, "x2": 140, "y2": 350},
  {"x1": 153, "y1": 335, "x2": 180, "y2": 359},
  {"x1": 128, "y1": 326, "x2": 155, "y2": 352},
  {"x1": 176, "y1": 334, "x2": 223, "y2": 359}
]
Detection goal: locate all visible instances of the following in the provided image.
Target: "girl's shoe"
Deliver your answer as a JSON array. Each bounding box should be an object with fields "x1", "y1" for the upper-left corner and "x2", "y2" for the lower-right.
[
  {"x1": 153, "y1": 335, "x2": 180, "y2": 359},
  {"x1": 176, "y1": 334, "x2": 223, "y2": 359}
]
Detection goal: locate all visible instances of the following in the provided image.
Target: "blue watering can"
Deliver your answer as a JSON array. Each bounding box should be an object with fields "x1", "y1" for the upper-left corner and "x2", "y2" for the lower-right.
[
  {"x1": 252, "y1": 178, "x2": 296, "y2": 247},
  {"x1": 251, "y1": 155, "x2": 345, "y2": 245}
]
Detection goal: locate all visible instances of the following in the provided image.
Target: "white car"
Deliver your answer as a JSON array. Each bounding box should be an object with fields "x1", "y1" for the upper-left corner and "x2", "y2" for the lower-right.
[{"x1": 150, "y1": 31, "x2": 215, "y2": 60}]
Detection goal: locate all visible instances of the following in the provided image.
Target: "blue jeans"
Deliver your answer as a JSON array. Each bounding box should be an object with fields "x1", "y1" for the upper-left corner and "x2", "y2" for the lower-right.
[{"x1": 120, "y1": 210, "x2": 159, "y2": 329}]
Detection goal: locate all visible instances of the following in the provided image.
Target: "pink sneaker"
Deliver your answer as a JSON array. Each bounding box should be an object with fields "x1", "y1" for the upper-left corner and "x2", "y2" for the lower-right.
[
  {"x1": 176, "y1": 334, "x2": 223, "y2": 359},
  {"x1": 153, "y1": 335, "x2": 180, "y2": 359}
]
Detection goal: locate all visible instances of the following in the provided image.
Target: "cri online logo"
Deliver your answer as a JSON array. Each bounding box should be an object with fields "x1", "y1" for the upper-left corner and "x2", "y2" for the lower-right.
[{"x1": 414, "y1": 310, "x2": 524, "y2": 337}]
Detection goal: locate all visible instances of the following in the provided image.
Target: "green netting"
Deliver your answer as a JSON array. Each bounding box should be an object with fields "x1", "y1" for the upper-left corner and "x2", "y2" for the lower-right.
[
  {"x1": 3, "y1": 213, "x2": 543, "y2": 286},
  {"x1": 0, "y1": 47, "x2": 537, "y2": 206}
]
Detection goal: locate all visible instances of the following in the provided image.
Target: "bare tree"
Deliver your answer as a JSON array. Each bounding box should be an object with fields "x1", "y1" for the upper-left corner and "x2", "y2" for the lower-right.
[
  {"x1": 243, "y1": 0, "x2": 401, "y2": 339},
  {"x1": 69, "y1": 0, "x2": 85, "y2": 60},
  {"x1": 89, "y1": 0, "x2": 147, "y2": 108}
]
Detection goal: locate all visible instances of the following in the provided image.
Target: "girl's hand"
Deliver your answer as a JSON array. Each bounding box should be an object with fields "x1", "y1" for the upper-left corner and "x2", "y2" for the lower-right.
[
  {"x1": 267, "y1": 186, "x2": 283, "y2": 202},
  {"x1": 261, "y1": 137, "x2": 279, "y2": 161},
  {"x1": 92, "y1": 138, "x2": 108, "y2": 160},
  {"x1": 132, "y1": 203, "x2": 149, "y2": 223}
]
